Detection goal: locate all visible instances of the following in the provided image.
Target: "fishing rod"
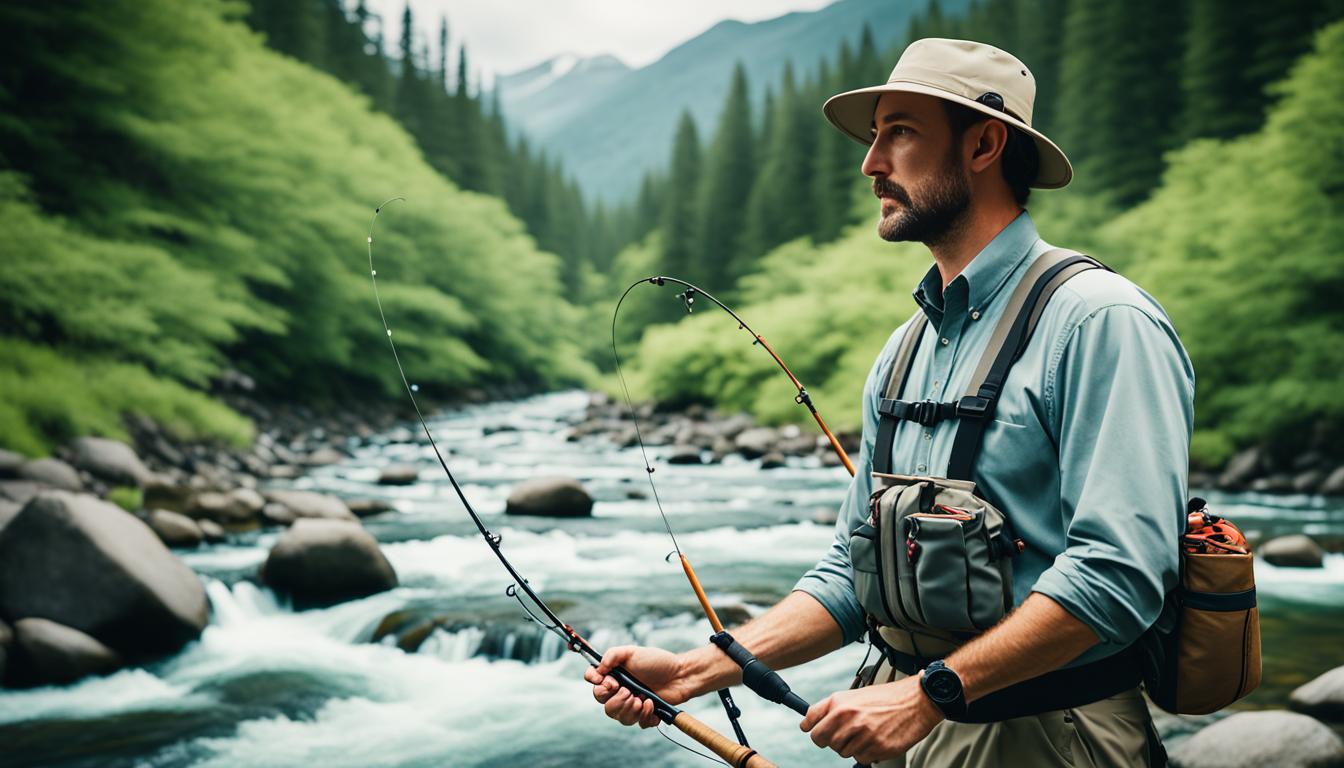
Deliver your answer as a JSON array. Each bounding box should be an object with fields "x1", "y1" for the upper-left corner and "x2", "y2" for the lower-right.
[
  {"x1": 368, "y1": 199, "x2": 776, "y2": 768},
  {"x1": 609, "y1": 277, "x2": 858, "y2": 724}
]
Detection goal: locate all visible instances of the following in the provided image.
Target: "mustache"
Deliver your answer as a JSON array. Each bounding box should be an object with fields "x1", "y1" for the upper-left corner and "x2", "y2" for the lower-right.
[{"x1": 873, "y1": 177, "x2": 912, "y2": 207}]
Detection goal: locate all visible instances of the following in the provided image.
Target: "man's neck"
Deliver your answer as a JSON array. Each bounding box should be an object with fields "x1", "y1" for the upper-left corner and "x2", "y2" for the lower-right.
[{"x1": 927, "y1": 204, "x2": 1024, "y2": 289}]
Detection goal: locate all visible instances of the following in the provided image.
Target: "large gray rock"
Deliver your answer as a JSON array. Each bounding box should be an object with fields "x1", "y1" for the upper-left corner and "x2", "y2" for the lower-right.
[
  {"x1": 261, "y1": 489, "x2": 356, "y2": 523},
  {"x1": 259, "y1": 518, "x2": 398, "y2": 607},
  {"x1": 0, "y1": 449, "x2": 24, "y2": 478},
  {"x1": 1171, "y1": 710, "x2": 1344, "y2": 768},
  {"x1": 734, "y1": 427, "x2": 778, "y2": 459},
  {"x1": 7, "y1": 618, "x2": 122, "y2": 687},
  {"x1": 378, "y1": 464, "x2": 420, "y2": 486},
  {"x1": 1322, "y1": 466, "x2": 1344, "y2": 497},
  {"x1": 0, "y1": 500, "x2": 19, "y2": 534},
  {"x1": 187, "y1": 490, "x2": 260, "y2": 528},
  {"x1": 1291, "y1": 666, "x2": 1344, "y2": 723},
  {"x1": 17, "y1": 458, "x2": 82, "y2": 491},
  {"x1": 504, "y1": 477, "x2": 593, "y2": 518},
  {"x1": 69, "y1": 437, "x2": 153, "y2": 487},
  {"x1": 142, "y1": 479, "x2": 193, "y2": 513},
  {"x1": 1262, "y1": 534, "x2": 1326, "y2": 568},
  {"x1": 1219, "y1": 447, "x2": 1266, "y2": 489},
  {"x1": 666, "y1": 445, "x2": 704, "y2": 465},
  {"x1": 0, "y1": 492, "x2": 208, "y2": 657},
  {"x1": 760, "y1": 452, "x2": 788, "y2": 470},
  {"x1": 146, "y1": 509, "x2": 204, "y2": 549}
]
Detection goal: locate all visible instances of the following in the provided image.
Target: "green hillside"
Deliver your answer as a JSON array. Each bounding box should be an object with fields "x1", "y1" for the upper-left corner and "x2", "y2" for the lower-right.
[{"x1": 0, "y1": 0, "x2": 591, "y2": 455}]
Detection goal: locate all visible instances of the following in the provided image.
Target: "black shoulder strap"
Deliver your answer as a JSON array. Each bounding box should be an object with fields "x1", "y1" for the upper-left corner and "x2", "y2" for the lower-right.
[
  {"x1": 869, "y1": 249, "x2": 1108, "y2": 480},
  {"x1": 945, "y1": 249, "x2": 1106, "y2": 479}
]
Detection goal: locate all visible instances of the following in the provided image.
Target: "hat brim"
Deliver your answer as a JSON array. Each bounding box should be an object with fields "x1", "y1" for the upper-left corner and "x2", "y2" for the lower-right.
[{"x1": 822, "y1": 80, "x2": 1073, "y2": 189}]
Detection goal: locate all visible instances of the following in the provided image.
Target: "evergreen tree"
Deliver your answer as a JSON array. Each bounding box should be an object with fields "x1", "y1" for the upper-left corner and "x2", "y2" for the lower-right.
[
  {"x1": 1179, "y1": 0, "x2": 1253, "y2": 141},
  {"x1": 1013, "y1": 0, "x2": 1066, "y2": 136},
  {"x1": 660, "y1": 112, "x2": 704, "y2": 293},
  {"x1": 743, "y1": 63, "x2": 814, "y2": 262},
  {"x1": 696, "y1": 63, "x2": 756, "y2": 292}
]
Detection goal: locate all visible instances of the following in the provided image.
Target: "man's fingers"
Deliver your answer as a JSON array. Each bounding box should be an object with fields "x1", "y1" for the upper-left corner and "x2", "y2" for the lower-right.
[
  {"x1": 637, "y1": 699, "x2": 659, "y2": 729},
  {"x1": 597, "y1": 646, "x2": 635, "y2": 676},
  {"x1": 604, "y1": 688, "x2": 631, "y2": 720},
  {"x1": 807, "y1": 707, "x2": 842, "y2": 749},
  {"x1": 800, "y1": 696, "x2": 833, "y2": 732},
  {"x1": 616, "y1": 693, "x2": 644, "y2": 726},
  {"x1": 583, "y1": 668, "x2": 602, "y2": 686}
]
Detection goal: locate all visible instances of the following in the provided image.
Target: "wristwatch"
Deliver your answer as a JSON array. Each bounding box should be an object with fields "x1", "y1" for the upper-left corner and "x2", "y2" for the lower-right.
[{"x1": 920, "y1": 660, "x2": 967, "y2": 719}]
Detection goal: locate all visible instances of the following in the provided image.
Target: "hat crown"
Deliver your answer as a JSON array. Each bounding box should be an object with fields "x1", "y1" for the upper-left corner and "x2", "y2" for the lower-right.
[{"x1": 888, "y1": 38, "x2": 1036, "y2": 126}]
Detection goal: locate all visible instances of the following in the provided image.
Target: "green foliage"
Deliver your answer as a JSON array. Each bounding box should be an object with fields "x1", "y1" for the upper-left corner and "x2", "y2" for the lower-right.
[
  {"x1": 107, "y1": 486, "x2": 143, "y2": 513},
  {"x1": 1106, "y1": 20, "x2": 1344, "y2": 456},
  {"x1": 0, "y1": 0, "x2": 593, "y2": 454},
  {"x1": 0, "y1": 339, "x2": 253, "y2": 457}
]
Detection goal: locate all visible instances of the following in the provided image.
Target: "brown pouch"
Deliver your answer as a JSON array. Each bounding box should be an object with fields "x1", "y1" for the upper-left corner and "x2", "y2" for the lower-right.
[{"x1": 1143, "y1": 498, "x2": 1261, "y2": 714}]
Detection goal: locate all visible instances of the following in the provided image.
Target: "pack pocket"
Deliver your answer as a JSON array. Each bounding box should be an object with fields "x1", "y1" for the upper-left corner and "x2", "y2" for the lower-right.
[
  {"x1": 849, "y1": 522, "x2": 902, "y2": 628},
  {"x1": 906, "y1": 514, "x2": 975, "y2": 631}
]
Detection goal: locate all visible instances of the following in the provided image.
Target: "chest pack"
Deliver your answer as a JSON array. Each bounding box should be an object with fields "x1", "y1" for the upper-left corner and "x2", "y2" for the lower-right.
[{"x1": 848, "y1": 248, "x2": 1260, "y2": 719}]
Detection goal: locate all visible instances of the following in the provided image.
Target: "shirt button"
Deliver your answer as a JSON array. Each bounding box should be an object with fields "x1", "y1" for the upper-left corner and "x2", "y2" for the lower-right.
[
  {"x1": 970, "y1": 310, "x2": 981, "y2": 321},
  {"x1": 923, "y1": 431, "x2": 932, "y2": 440},
  {"x1": 916, "y1": 463, "x2": 927, "y2": 472},
  {"x1": 940, "y1": 337, "x2": 950, "y2": 346}
]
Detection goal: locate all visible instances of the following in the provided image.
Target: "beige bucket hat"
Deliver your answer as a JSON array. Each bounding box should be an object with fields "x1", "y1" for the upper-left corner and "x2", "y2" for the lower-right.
[{"x1": 822, "y1": 37, "x2": 1072, "y2": 189}]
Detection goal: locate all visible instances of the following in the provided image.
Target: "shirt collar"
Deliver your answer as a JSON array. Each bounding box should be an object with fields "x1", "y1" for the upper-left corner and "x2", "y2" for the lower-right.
[{"x1": 911, "y1": 211, "x2": 1041, "y2": 329}]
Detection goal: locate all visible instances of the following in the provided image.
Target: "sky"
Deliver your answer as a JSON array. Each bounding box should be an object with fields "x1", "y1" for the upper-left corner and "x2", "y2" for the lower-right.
[{"x1": 363, "y1": 0, "x2": 836, "y2": 85}]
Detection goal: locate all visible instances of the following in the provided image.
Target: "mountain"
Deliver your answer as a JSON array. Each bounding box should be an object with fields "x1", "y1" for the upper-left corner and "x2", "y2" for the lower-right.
[{"x1": 497, "y1": 0, "x2": 957, "y2": 202}]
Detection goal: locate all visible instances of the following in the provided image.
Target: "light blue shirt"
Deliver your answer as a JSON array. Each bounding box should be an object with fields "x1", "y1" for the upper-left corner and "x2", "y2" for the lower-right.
[{"x1": 794, "y1": 212, "x2": 1194, "y2": 667}]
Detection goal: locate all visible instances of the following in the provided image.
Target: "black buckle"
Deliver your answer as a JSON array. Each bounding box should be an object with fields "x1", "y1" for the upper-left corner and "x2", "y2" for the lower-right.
[
  {"x1": 911, "y1": 400, "x2": 940, "y2": 426},
  {"x1": 956, "y1": 395, "x2": 991, "y2": 419}
]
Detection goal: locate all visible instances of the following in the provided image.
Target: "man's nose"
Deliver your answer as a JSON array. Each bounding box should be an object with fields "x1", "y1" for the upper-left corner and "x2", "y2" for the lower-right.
[{"x1": 861, "y1": 140, "x2": 889, "y2": 179}]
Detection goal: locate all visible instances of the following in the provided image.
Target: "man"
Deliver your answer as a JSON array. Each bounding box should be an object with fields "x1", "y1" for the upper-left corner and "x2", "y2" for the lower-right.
[{"x1": 586, "y1": 37, "x2": 1192, "y2": 767}]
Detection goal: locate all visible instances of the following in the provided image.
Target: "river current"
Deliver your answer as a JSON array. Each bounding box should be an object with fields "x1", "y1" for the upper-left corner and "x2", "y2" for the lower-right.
[{"x1": 2, "y1": 391, "x2": 1341, "y2": 767}]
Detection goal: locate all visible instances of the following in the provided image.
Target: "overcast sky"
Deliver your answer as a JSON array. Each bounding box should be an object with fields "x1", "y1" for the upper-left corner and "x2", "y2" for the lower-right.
[{"x1": 363, "y1": 1, "x2": 836, "y2": 84}]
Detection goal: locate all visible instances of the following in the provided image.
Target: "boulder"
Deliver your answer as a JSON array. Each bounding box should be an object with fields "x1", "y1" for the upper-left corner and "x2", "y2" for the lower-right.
[
  {"x1": 348, "y1": 499, "x2": 395, "y2": 518},
  {"x1": 69, "y1": 437, "x2": 153, "y2": 487},
  {"x1": 715, "y1": 604, "x2": 753, "y2": 628},
  {"x1": 143, "y1": 480, "x2": 193, "y2": 513},
  {"x1": 0, "y1": 480, "x2": 44, "y2": 505},
  {"x1": 302, "y1": 447, "x2": 347, "y2": 467},
  {"x1": 734, "y1": 428, "x2": 778, "y2": 460},
  {"x1": 1170, "y1": 710, "x2": 1344, "y2": 768},
  {"x1": 198, "y1": 519, "x2": 227, "y2": 544},
  {"x1": 7, "y1": 618, "x2": 123, "y2": 687},
  {"x1": 1294, "y1": 469, "x2": 1327, "y2": 494},
  {"x1": 504, "y1": 477, "x2": 593, "y2": 518},
  {"x1": 0, "y1": 618, "x2": 10, "y2": 682},
  {"x1": 261, "y1": 502, "x2": 296, "y2": 526},
  {"x1": 378, "y1": 464, "x2": 420, "y2": 486},
  {"x1": 666, "y1": 445, "x2": 704, "y2": 465},
  {"x1": 1261, "y1": 534, "x2": 1326, "y2": 568},
  {"x1": 259, "y1": 518, "x2": 398, "y2": 607},
  {"x1": 0, "y1": 499, "x2": 20, "y2": 534},
  {"x1": 187, "y1": 490, "x2": 260, "y2": 527},
  {"x1": 1322, "y1": 466, "x2": 1344, "y2": 497},
  {"x1": 0, "y1": 491, "x2": 208, "y2": 657},
  {"x1": 1290, "y1": 666, "x2": 1344, "y2": 723},
  {"x1": 1219, "y1": 447, "x2": 1266, "y2": 489},
  {"x1": 146, "y1": 509, "x2": 204, "y2": 549},
  {"x1": 0, "y1": 449, "x2": 24, "y2": 478},
  {"x1": 759, "y1": 452, "x2": 788, "y2": 470},
  {"x1": 17, "y1": 458, "x2": 82, "y2": 491},
  {"x1": 261, "y1": 489, "x2": 356, "y2": 522}
]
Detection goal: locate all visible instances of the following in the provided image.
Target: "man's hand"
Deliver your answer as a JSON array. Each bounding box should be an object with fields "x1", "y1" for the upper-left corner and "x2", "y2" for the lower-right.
[
  {"x1": 800, "y1": 675, "x2": 944, "y2": 763},
  {"x1": 583, "y1": 645, "x2": 696, "y2": 729}
]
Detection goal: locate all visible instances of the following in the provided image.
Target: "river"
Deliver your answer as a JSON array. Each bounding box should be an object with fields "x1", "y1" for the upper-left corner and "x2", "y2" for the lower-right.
[{"x1": 1, "y1": 391, "x2": 1341, "y2": 767}]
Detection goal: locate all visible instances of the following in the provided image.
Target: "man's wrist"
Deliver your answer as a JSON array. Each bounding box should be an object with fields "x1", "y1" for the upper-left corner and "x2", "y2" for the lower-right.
[{"x1": 679, "y1": 643, "x2": 742, "y2": 697}]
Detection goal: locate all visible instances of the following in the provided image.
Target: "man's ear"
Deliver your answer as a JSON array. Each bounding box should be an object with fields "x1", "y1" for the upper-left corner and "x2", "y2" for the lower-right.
[{"x1": 968, "y1": 119, "x2": 1009, "y2": 175}]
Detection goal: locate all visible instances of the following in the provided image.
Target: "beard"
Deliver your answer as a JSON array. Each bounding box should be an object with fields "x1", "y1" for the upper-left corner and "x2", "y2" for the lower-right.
[{"x1": 873, "y1": 157, "x2": 971, "y2": 246}]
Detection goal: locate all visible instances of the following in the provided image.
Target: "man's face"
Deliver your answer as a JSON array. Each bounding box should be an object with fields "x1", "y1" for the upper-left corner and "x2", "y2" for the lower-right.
[{"x1": 861, "y1": 92, "x2": 971, "y2": 245}]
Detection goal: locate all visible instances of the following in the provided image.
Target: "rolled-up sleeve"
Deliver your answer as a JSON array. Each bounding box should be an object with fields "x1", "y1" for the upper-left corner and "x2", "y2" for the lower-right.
[
  {"x1": 791, "y1": 334, "x2": 896, "y2": 646},
  {"x1": 1031, "y1": 304, "x2": 1194, "y2": 647}
]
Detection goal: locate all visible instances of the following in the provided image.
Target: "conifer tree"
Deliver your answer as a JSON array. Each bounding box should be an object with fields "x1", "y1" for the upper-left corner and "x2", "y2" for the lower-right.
[
  {"x1": 660, "y1": 112, "x2": 703, "y2": 291},
  {"x1": 696, "y1": 63, "x2": 756, "y2": 292}
]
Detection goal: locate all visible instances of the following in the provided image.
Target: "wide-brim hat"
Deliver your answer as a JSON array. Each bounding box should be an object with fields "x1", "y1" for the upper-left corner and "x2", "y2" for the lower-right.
[{"x1": 822, "y1": 37, "x2": 1072, "y2": 189}]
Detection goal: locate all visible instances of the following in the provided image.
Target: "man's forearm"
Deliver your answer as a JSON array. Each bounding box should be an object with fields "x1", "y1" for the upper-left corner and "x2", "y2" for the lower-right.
[
  {"x1": 945, "y1": 592, "x2": 1100, "y2": 703},
  {"x1": 679, "y1": 590, "x2": 844, "y2": 698}
]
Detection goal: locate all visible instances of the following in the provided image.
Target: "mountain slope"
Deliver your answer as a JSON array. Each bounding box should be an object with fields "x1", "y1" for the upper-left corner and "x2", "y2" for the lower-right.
[{"x1": 499, "y1": 0, "x2": 959, "y2": 201}]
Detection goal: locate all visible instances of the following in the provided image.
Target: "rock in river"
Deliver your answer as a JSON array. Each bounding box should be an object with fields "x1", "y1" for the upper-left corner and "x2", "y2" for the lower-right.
[
  {"x1": 262, "y1": 489, "x2": 357, "y2": 523},
  {"x1": 17, "y1": 458, "x2": 82, "y2": 492},
  {"x1": 0, "y1": 492, "x2": 208, "y2": 659},
  {"x1": 1261, "y1": 534, "x2": 1326, "y2": 568},
  {"x1": 1291, "y1": 665, "x2": 1344, "y2": 723},
  {"x1": 1170, "y1": 710, "x2": 1344, "y2": 768},
  {"x1": 504, "y1": 477, "x2": 593, "y2": 518},
  {"x1": 260, "y1": 518, "x2": 398, "y2": 607},
  {"x1": 69, "y1": 436, "x2": 154, "y2": 487},
  {"x1": 378, "y1": 463, "x2": 420, "y2": 486},
  {"x1": 6, "y1": 618, "x2": 123, "y2": 687},
  {"x1": 146, "y1": 509, "x2": 205, "y2": 549}
]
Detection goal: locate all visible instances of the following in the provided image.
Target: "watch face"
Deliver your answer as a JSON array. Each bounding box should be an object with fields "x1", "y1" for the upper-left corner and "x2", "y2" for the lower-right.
[{"x1": 926, "y1": 668, "x2": 961, "y2": 701}]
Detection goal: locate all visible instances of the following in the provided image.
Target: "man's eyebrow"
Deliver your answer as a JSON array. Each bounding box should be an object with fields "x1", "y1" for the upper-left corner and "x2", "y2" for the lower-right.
[{"x1": 869, "y1": 111, "x2": 920, "y2": 132}]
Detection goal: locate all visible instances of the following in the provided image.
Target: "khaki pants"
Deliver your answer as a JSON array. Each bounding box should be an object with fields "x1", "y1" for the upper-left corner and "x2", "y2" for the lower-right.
[{"x1": 865, "y1": 630, "x2": 1160, "y2": 767}]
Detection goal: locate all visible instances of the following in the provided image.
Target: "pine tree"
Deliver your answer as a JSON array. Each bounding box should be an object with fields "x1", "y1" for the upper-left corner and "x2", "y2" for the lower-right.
[
  {"x1": 1013, "y1": 0, "x2": 1066, "y2": 136},
  {"x1": 660, "y1": 111, "x2": 703, "y2": 292},
  {"x1": 1179, "y1": 0, "x2": 1252, "y2": 141},
  {"x1": 742, "y1": 63, "x2": 814, "y2": 262},
  {"x1": 695, "y1": 63, "x2": 756, "y2": 292}
]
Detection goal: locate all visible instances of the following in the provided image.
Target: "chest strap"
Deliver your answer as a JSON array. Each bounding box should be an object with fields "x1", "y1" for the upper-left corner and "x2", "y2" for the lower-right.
[{"x1": 871, "y1": 249, "x2": 1108, "y2": 480}]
